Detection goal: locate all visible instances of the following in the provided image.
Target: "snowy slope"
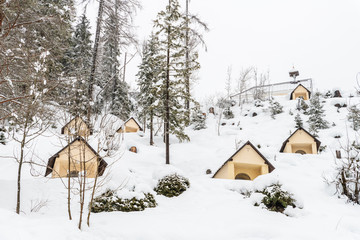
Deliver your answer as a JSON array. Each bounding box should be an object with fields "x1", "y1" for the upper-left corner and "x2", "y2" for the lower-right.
[{"x1": 1, "y1": 91, "x2": 360, "y2": 240}]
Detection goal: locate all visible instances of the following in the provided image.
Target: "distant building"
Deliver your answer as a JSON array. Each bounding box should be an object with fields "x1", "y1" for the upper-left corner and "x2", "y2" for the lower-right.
[
  {"x1": 290, "y1": 84, "x2": 311, "y2": 100},
  {"x1": 45, "y1": 137, "x2": 107, "y2": 178},
  {"x1": 213, "y1": 141, "x2": 275, "y2": 180},
  {"x1": 280, "y1": 127, "x2": 321, "y2": 154},
  {"x1": 116, "y1": 117, "x2": 143, "y2": 133},
  {"x1": 61, "y1": 116, "x2": 92, "y2": 138}
]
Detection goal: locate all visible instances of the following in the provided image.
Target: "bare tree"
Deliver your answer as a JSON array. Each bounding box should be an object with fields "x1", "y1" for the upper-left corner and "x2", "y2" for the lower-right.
[
  {"x1": 237, "y1": 67, "x2": 253, "y2": 109},
  {"x1": 225, "y1": 66, "x2": 232, "y2": 99},
  {"x1": 252, "y1": 68, "x2": 269, "y2": 101}
]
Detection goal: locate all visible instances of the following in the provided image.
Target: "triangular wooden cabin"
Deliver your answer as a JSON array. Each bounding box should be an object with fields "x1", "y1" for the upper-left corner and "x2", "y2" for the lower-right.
[
  {"x1": 213, "y1": 141, "x2": 275, "y2": 180},
  {"x1": 116, "y1": 117, "x2": 143, "y2": 133},
  {"x1": 280, "y1": 127, "x2": 321, "y2": 154},
  {"x1": 290, "y1": 84, "x2": 311, "y2": 100},
  {"x1": 61, "y1": 116, "x2": 92, "y2": 138},
  {"x1": 45, "y1": 137, "x2": 107, "y2": 178}
]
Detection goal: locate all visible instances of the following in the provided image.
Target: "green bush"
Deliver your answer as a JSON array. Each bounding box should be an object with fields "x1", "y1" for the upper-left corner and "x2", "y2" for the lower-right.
[
  {"x1": 257, "y1": 183, "x2": 297, "y2": 213},
  {"x1": 91, "y1": 189, "x2": 157, "y2": 213},
  {"x1": 154, "y1": 174, "x2": 190, "y2": 197}
]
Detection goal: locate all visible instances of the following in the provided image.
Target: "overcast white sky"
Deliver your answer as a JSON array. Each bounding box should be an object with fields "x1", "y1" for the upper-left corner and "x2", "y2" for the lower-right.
[{"x1": 82, "y1": 0, "x2": 360, "y2": 99}]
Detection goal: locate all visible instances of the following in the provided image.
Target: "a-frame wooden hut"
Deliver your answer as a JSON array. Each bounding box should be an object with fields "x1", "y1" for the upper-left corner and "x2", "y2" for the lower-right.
[
  {"x1": 280, "y1": 127, "x2": 321, "y2": 154},
  {"x1": 213, "y1": 141, "x2": 275, "y2": 180},
  {"x1": 61, "y1": 116, "x2": 92, "y2": 138},
  {"x1": 45, "y1": 137, "x2": 107, "y2": 178},
  {"x1": 116, "y1": 117, "x2": 143, "y2": 133},
  {"x1": 290, "y1": 84, "x2": 311, "y2": 100}
]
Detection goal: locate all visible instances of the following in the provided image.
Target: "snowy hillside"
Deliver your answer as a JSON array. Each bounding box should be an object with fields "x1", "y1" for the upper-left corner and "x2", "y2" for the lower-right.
[{"x1": 1, "y1": 91, "x2": 360, "y2": 240}]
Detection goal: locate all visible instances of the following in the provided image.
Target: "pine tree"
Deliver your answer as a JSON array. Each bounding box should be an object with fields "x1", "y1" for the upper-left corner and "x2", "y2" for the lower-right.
[
  {"x1": 297, "y1": 97, "x2": 309, "y2": 114},
  {"x1": 154, "y1": 0, "x2": 190, "y2": 164},
  {"x1": 137, "y1": 34, "x2": 163, "y2": 145},
  {"x1": 98, "y1": 0, "x2": 136, "y2": 118},
  {"x1": 307, "y1": 93, "x2": 329, "y2": 134},
  {"x1": 269, "y1": 98, "x2": 283, "y2": 119},
  {"x1": 111, "y1": 80, "x2": 132, "y2": 119},
  {"x1": 191, "y1": 108, "x2": 206, "y2": 130},
  {"x1": 348, "y1": 105, "x2": 360, "y2": 131},
  {"x1": 66, "y1": 13, "x2": 93, "y2": 116},
  {"x1": 294, "y1": 113, "x2": 303, "y2": 128}
]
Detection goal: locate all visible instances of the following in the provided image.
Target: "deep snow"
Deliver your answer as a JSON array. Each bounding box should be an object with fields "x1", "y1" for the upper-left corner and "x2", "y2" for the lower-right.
[{"x1": 1, "y1": 91, "x2": 360, "y2": 240}]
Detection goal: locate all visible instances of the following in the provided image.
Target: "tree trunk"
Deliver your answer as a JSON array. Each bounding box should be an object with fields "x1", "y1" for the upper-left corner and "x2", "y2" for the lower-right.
[
  {"x1": 87, "y1": 168, "x2": 98, "y2": 227},
  {"x1": 165, "y1": 11, "x2": 171, "y2": 165},
  {"x1": 16, "y1": 140, "x2": 25, "y2": 214},
  {"x1": 150, "y1": 111, "x2": 154, "y2": 146},
  {"x1": 78, "y1": 145, "x2": 86, "y2": 230},
  {"x1": 123, "y1": 52, "x2": 127, "y2": 82},
  {"x1": 67, "y1": 140, "x2": 72, "y2": 220},
  {"x1": 87, "y1": 0, "x2": 104, "y2": 122},
  {"x1": 16, "y1": 114, "x2": 29, "y2": 214},
  {"x1": 184, "y1": 0, "x2": 190, "y2": 124}
]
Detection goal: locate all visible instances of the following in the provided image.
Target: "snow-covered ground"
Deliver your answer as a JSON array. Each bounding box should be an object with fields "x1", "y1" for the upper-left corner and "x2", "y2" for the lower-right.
[{"x1": 1, "y1": 91, "x2": 360, "y2": 240}]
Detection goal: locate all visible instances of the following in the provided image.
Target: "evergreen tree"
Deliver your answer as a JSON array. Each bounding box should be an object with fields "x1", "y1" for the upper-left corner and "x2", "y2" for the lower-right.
[
  {"x1": 294, "y1": 113, "x2": 303, "y2": 128},
  {"x1": 297, "y1": 97, "x2": 309, "y2": 114},
  {"x1": 137, "y1": 34, "x2": 163, "y2": 145},
  {"x1": 348, "y1": 105, "x2": 360, "y2": 131},
  {"x1": 154, "y1": 0, "x2": 190, "y2": 164},
  {"x1": 111, "y1": 80, "x2": 132, "y2": 119},
  {"x1": 66, "y1": 13, "x2": 93, "y2": 116},
  {"x1": 98, "y1": 0, "x2": 135, "y2": 118},
  {"x1": 191, "y1": 108, "x2": 206, "y2": 130},
  {"x1": 307, "y1": 93, "x2": 329, "y2": 134},
  {"x1": 269, "y1": 98, "x2": 283, "y2": 119}
]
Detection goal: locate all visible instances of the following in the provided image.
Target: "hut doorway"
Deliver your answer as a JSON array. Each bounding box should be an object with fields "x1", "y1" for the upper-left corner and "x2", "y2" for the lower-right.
[
  {"x1": 295, "y1": 150, "x2": 306, "y2": 155},
  {"x1": 235, "y1": 173, "x2": 251, "y2": 180}
]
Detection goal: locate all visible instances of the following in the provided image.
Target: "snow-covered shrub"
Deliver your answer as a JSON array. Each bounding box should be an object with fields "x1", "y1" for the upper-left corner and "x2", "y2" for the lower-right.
[
  {"x1": 254, "y1": 99, "x2": 264, "y2": 107},
  {"x1": 348, "y1": 105, "x2": 360, "y2": 131},
  {"x1": 307, "y1": 93, "x2": 329, "y2": 134},
  {"x1": 294, "y1": 113, "x2": 303, "y2": 128},
  {"x1": 191, "y1": 108, "x2": 206, "y2": 130},
  {"x1": 319, "y1": 145, "x2": 327, "y2": 153},
  {"x1": 324, "y1": 90, "x2": 332, "y2": 98},
  {"x1": 91, "y1": 189, "x2": 157, "y2": 213},
  {"x1": 223, "y1": 107, "x2": 234, "y2": 119},
  {"x1": 154, "y1": 174, "x2": 190, "y2": 197},
  {"x1": 256, "y1": 183, "x2": 297, "y2": 213},
  {"x1": 269, "y1": 98, "x2": 283, "y2": 119},
  {"x1": 0, "y1": 126, "x2": 6, "y2": 145}
]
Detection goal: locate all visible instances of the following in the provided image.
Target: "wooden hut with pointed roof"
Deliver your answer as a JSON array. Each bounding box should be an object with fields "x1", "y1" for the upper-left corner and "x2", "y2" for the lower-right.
[
  {"x1": 290, "y1": 84, "x2": 311, "y2": 100},
  {"x1": 45, "y1": 137, "x2": 107, "y2": 178},
  {"x1": 213, "y1": 141, "x2": 275, "y2": 180},
  {"x1": 116, "y1": 117, "x2": 143, "y2": 133},
  {"x1": 61, "y1": 116, "x2": 92, "y2": 138},
  {"x1": 280, "y1": 127, "x2": 321, "y2": 154}
]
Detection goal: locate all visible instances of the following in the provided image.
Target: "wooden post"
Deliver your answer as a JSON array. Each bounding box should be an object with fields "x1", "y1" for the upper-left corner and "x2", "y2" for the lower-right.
[{"x1": 336, "y1": 150, "x2": 341, "y2": 159}]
